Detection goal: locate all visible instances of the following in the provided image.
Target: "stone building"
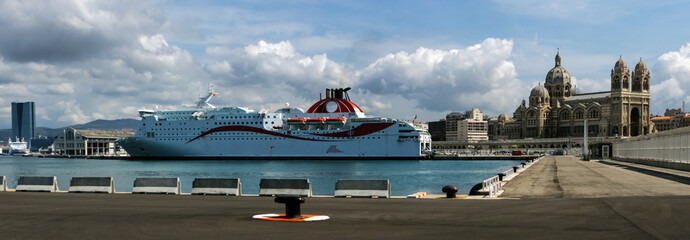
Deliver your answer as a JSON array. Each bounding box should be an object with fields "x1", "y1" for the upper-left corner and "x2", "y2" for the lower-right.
[
  {"x1": 651, "y1": 108, "x2": 690, "y2": 132},
  {"x1": 52, "y1": 128, "x2": 133, "y2": 156},
  {"x1": 445, "y1": 108, "x2": 486, "y2": 141},
  {"x1": 427, "y1": 119, "x2": 446, "y2": 141},
  {"x1": 504, "y1": 52, "x2": 652, "y2": 139},
  {"x1": 488, "y1": 113, "x2": 512, "y2": 140},
  {"x1": 456, "y1": 119, "x2": 488, "y2": 142}
]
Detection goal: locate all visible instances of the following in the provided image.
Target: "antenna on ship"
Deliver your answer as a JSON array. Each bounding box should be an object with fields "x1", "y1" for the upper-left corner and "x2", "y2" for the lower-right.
[
  {"x1": 196, "y1": 84, "x2": 217, "y2": 109},
  {"x1": 343, "y1": 87, "x2": 351, "y2": 101}
]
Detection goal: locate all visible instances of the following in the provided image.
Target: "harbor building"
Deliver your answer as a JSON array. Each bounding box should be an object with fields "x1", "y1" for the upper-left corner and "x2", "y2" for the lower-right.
[
  {"x1": 434, "y1": 108, "x2": 488, "y2": 142},
  {"x1": 503, "y1": 52, "x2": 652, "y2": 139},
  {"x1": 456, "y1": 119, "x2": 489, "y2": 142},
  {"x1": 11, "y1": 101, "x2": 35, "y2": 149},
  {"x1": 52, "y1": 128, "x2": 133, "y2": 156},
  {"x1": 488, "y1": 113, "x2": 512, "y2": 141},
  {"x1": 651, "y1": 108, "x2": 690, "y2": 132},
  {"x1": 427, "y1": 120, "x2": 446, "y2": 141}
]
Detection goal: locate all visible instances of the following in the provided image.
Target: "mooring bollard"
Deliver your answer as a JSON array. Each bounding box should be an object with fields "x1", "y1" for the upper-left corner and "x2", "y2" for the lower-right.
[
  {"x1": 442, "y1": 185, "x2": 458, "y2": 198},
  {"x1": 275, "y1": 195, "x2": 305, "y2": 219},
  {"x1": 253, "y1": 195, "x2": 329, "y2": 222},
  {"x1": 497, "y1": 173, "x2": 506, "y2": 181}
]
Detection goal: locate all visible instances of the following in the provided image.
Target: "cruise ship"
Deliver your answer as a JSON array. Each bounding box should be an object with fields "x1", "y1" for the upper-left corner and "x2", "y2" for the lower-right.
[
  {"x1": 8, "y1": 138, "x2": 28, "y2": 155},
  {"x1": 118, "y1": 87, "x2": 432, "y2": 159}
]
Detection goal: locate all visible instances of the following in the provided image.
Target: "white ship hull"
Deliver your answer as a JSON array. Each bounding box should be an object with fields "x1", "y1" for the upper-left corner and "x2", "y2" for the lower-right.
[
  {"x1": 118, "y1": 87, "x2": 432, "y2": 159},
  {"x1": 120, "y1": 127, "x2": 423, "y2": 158}
]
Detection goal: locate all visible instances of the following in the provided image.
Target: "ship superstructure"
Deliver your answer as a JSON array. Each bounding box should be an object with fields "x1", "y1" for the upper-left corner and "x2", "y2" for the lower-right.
[
  {"x1": 8, "y1": 137, "x2": 28, "y2": 155},
  {"x1": 118, "y1": 87, "x2": 431, "y2": 159}
]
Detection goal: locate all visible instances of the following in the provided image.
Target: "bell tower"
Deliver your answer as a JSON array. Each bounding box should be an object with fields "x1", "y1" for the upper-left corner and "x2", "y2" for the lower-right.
[
  {"x1": 610, "y1": 56, "x2": 630, "y2": 92},
  {"x1": 631, "y1": 58, "x2": 650, "y2": 93}
]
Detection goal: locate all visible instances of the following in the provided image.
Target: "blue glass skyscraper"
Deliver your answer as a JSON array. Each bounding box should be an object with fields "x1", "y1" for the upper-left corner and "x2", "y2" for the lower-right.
[{"x1": 11, "y1": 101, "x2": 35, "y2": 148}]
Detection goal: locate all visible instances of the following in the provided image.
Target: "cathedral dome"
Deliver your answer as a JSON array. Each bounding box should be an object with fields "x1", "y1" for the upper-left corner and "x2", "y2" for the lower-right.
[
  {"x1": 498, "y1": 113, "x2": 510, "y2": 122},
  {"x1": 545, "y1": 52, "x2": 571, "y2": 85},
  {"x1": 615, "y1": 57, "x2": 627, "y2": 70},
  {"x1": 530, "y1": 84, "x2": 550, "y2": 98},
  {"x1": 635, "y1": 58, "x2": 647, "y2": 73}
]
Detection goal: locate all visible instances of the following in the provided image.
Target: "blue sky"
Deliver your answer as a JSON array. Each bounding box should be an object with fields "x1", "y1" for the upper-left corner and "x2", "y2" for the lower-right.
[{"x1": 1, "y1": 0, "x2": 689, "y2": 129}]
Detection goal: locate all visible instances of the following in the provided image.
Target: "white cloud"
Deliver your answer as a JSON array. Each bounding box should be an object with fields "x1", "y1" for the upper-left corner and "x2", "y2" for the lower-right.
[
  {"x1": 0, "y1": 0, "x2": 167, "y2": 62},
  {"x1": 358, "y1": 38, "x2": 523, "y2": 117},
  {"x1": 139, "y1": 34, "x2": 170, "y2": 52},
  {"x1": 56, "y1": 100, "x2": 91, "y2": 124},
  {"x1": 205, "y1": 61, "x2": 233, "y2": 76},
  {"x1": 2, "y1": 35, "x2": 529, "y2": 127},
  {"x1": 47, "y1": 83, "x2": 76, "y2": 94},
  {"x1": 651, "y1": 43, "x2": 690, "y2": 113},
  {"x1": 208, "y1": 40, "x2": 356, "y2": 92},
  {"x1": 570, "y1": 77, "x2": 608, "y2": 94}
]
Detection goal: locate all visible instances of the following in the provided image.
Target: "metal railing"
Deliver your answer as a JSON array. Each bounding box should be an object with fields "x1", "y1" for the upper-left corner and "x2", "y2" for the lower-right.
[
  {"x1": 482, "y1": 175, "x2": 500, "y2": 191},
  {"x1": 613, "y1": 127, "x2": 690, "y2": 163}
]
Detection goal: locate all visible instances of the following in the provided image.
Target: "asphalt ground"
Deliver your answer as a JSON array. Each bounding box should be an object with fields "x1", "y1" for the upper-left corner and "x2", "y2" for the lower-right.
[
  {"x1": 1, "y1": 156, "x2": 689, "y2": 239},
  {"x1": 501, "y1": 156, "x2": 690, "y2": 198},
  {"x1": 1, "y1": 192, "x2": 690, "y2": 239}
]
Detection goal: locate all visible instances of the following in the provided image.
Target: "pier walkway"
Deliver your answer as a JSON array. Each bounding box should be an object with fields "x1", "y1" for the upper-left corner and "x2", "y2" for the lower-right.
[
  {"x1": 501, "y1": 156, "x2": 690, "y2": 198},
  {"x1": 1, "y1": 156, "x2": 689, "y2": 239}
]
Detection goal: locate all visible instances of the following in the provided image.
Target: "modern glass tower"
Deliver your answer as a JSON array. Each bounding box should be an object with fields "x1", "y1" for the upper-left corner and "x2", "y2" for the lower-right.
[{"x1": 11, "y1": 101, "x2": 36, "y2": 148}]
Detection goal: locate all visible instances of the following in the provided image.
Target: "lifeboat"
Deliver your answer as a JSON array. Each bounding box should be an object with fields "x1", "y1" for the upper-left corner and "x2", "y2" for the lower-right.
[
  {"x1": 306, "y1": 118, "x2": 325, "y2": 124},
  {"x1": 287, "y1": 118, "x2": 307, "y2": 130},
  {"x1": 287, "y1": 118, "x2": 306, "y2": 124},
  {"x1": 325, "y1": 117, "x2": 345, "y2": 123}
]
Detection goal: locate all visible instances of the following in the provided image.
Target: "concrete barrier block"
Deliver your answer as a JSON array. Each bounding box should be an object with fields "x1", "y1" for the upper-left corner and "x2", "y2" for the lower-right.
[
  {"x1": 259, "y1": 179, "x2": 311, "y2": 197},
  {"x1": 133, "y1": 178, "x2": 180, "y2": 194},
  {"x1": 69, "y1": 177, "x2": 114, "y2": 193},
  {"x1": 335, "y1": 179, "x2": 390, "y2": 198},
  {"x1": 1, "y1": 176, "x2": 6, "y2": 191},
  {"x1": 192, "y1": 178, "x2": 241, "y2": 196},
  {"x1": 16, "y1": 176, "x2": 58, "y2": 192}
]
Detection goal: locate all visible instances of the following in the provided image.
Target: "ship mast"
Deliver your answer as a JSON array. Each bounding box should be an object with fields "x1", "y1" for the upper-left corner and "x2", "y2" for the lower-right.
[{"x1": 196, "y1": 84, "x2": 217, "y2": 109}]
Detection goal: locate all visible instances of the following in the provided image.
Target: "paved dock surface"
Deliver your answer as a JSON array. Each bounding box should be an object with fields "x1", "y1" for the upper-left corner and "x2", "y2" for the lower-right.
[
  {"x1": 502, "y1": 156, "x2": 690, "y2": 198},
  {"x1": 2, "y1": 156, "x2": 690, "y2": 239},
  {"x1": 1, "y1": 192, "x2": 689, "y2": 239}
]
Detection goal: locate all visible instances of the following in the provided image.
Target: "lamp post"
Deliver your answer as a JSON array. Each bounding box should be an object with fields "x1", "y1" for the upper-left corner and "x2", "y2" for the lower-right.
[{"x1": 583, "y1": 119, "x2": 589, "y2": 161}]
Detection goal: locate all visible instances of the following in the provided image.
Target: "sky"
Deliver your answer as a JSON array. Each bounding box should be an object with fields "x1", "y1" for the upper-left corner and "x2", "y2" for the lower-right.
[{"x1": 1, "y1": 0, "x2": 690, "y2": 129}]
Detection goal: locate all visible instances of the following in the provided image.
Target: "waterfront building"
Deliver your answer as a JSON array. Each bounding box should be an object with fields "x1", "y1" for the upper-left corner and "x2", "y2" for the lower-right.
[
  {"x1": 444, "y1": 108, "x2": 487, "y2": 142},
  {"x1": 427, "y1": 120, "x2": 446, "y2": 141},
  {"x1": 651, "y1": 108, "x2": 690, "y2": 132},
  {"x1": 11, "y1": 101, "x2": 35, "y2": 149},
  {"x1": 503, "y1": 52, "x2": 652, "y2": 139},
  {"x1": 52, "y1": 128, "x2": 133, "y2": 156},
  {"x1": 446, "y1": 109, "x2": 483, "y2": 140},
  {"x1": 488, "y1": 113, "x2": 511, "y2": 140},
  {"x1": 457, "y1": 119, "x2": 489, "y2": 142}
]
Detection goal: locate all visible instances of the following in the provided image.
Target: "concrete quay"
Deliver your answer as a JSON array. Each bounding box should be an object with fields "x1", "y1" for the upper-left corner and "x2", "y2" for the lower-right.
[
  {"x1": 1, "y1": 156, "x2": 689, "y2": 239},
  {"x1": 501, "y1": 156, "x2": 690, "y2": 198}
]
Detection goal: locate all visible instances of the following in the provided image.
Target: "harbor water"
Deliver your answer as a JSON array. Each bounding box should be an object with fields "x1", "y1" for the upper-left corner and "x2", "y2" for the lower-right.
[{"x1": 0, "y1": 156, "x2": 523, "y2": 196}]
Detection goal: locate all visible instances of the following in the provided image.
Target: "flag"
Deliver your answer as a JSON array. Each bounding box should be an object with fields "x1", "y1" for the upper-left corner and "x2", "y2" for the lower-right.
[{"x1": 413, "y1": 114, "x2": 417, "y2": 122}]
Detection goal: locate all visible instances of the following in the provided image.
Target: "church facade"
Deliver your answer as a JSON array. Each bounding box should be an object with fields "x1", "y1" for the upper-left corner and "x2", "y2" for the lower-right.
[{"x1": 501, "y1": 52, "x2": 652, "y2": 139}]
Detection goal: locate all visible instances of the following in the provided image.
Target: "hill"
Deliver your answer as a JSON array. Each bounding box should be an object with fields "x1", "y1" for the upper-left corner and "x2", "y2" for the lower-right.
[{"x1": 0, "y1": 118, "x2": 139, "y2": 142}]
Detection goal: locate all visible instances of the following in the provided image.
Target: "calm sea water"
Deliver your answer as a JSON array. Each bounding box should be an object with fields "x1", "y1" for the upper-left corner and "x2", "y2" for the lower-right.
[{"x1": 0, "y1": 156, "x2": 522, "y2": 196}]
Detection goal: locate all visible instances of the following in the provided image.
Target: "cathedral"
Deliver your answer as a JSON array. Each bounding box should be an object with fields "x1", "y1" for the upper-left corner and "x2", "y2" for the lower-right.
[{"x1": 498, "y1": 52, "x2": 652, "y2": 139}]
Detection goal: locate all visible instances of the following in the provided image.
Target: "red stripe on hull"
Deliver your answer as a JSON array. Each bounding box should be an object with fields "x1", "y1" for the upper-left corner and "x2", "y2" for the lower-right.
[
  {"x1": 308, "y1": 122, "x2": 395, "y2": 138},
  {"x1": 186, "y1": 122, "x2": 395, "y2": 144},
  {"x1": 186, "y1": 126, "x2": 333, "y2": 143}
]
